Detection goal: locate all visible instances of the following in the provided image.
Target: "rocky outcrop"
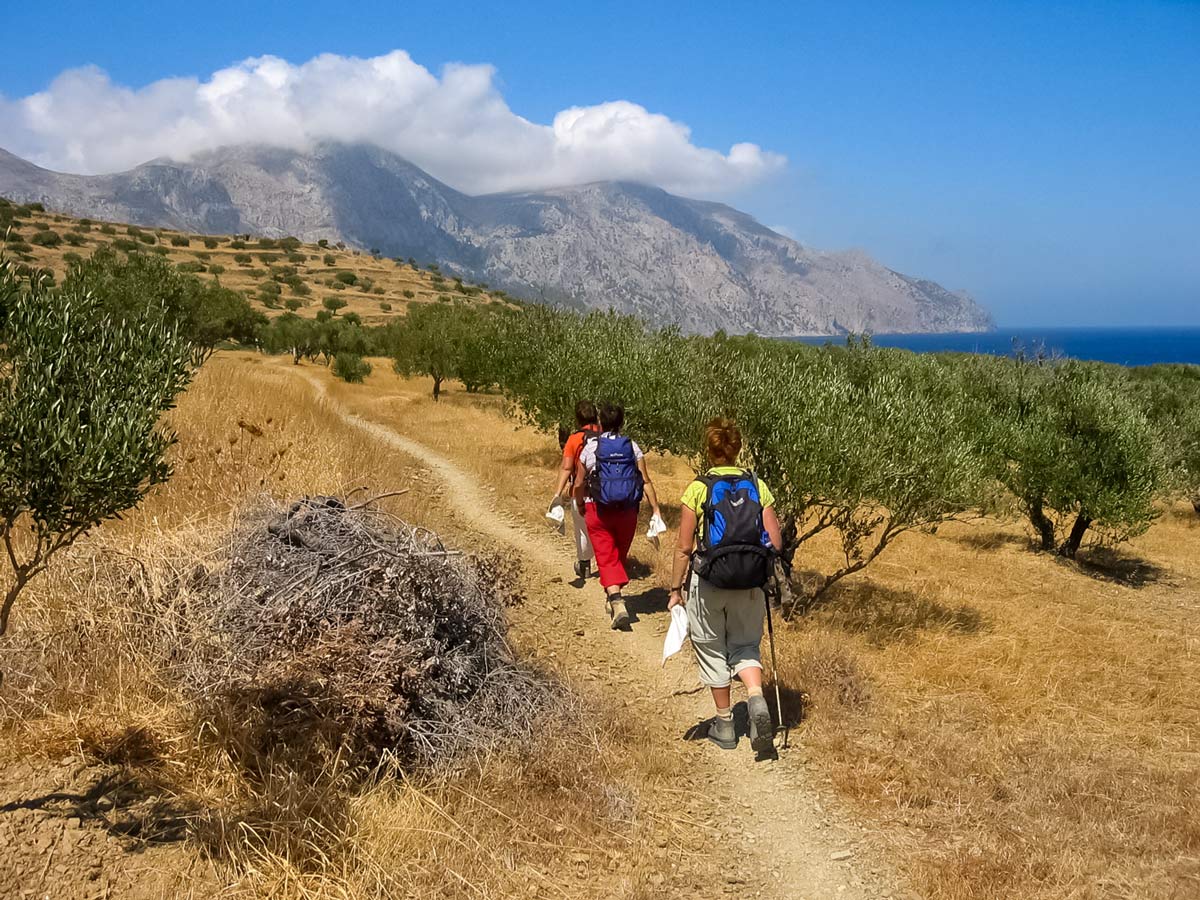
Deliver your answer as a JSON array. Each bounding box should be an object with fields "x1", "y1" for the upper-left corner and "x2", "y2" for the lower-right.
[{"x1": 0, "y1": 143, "x2": 992, "y2": 335}]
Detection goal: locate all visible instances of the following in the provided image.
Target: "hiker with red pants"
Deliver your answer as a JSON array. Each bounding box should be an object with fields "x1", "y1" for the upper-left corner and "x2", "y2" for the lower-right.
[{"x1": 573, "y1": 401, "x2": 662, "y2": 629}]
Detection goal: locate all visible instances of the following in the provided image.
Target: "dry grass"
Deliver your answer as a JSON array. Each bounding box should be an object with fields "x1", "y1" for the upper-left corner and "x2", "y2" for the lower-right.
[
  {"x1": 774, "y1": 511, "x2": 1200, "y2": 899},
  {"x1": 0, "y1": 356, "x2": 677, "y2": 899},
  {"x1": 5, "y1": 351, "x2": 1198, "y2": 899},
  {"x1": 312, "y1": 365, "x2": 1200, "y2": 900}
]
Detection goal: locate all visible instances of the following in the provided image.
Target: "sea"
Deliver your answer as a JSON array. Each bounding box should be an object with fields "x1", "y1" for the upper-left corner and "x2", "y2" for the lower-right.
[{"x1": 791, "y1": 327, "x2": 1200, "y2": 368}]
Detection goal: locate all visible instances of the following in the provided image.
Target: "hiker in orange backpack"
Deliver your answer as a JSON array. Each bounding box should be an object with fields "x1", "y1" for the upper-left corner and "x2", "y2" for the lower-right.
[
  {"x1": 573, "y1": 401, "x2": 662, "y2": 629},
  {"x1": 553, "y1": 400, "x2": 601, "y2": 581},
  {"x1": 669, "y1": 418, "x2": 783, "y2": 755}
]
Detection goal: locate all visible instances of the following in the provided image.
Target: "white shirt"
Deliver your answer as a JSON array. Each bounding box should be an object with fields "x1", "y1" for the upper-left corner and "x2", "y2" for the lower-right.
[{"x1": 578, "y1": 431, "x2": 644, "y2": 474}]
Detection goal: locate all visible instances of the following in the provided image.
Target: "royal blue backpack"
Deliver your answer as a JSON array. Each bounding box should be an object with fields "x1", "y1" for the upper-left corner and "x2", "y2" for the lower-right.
[
  {"x1": 587, "y1": 434, "x2": 644, "y2": 508},
  {"x1": 693, "y1": 470, "x2": 773, "y2": 589}
]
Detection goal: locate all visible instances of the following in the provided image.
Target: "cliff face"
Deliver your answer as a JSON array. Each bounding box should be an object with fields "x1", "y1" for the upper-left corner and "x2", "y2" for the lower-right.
[{"x1": 0, "y1": 143, "x2": 992, "y2": 335}]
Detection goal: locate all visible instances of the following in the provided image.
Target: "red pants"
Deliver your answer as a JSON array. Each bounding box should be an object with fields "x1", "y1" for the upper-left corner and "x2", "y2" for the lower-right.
[{"x1": 584, "y1": 503, "x2": 639, "y2": 589}]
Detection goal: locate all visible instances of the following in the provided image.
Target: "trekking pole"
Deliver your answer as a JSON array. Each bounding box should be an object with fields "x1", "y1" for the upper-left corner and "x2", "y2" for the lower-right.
[{"x1": 765, "y1": 568, "x2": 788, "y2": 750}]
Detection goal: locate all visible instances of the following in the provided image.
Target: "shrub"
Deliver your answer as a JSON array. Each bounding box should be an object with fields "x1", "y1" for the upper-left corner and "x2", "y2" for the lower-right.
[
  {"x1": 380, "y1": 301, "x2": 393, "y2": 311},
  {"x1": 63, "y1": 247, "x2": 266, "y2": 360},
  {"x1": 5, "y1": 241, "x2": 32, "y2": 254},
  {"x1": 234, "y1": 253, "x2": 252, "y2": 265},
  {"x1": 287, "y1": 252, "x2": 306, "y2": 264},
  {"x1": 230, "y1": 239, "x2": 247, "y2": 250},
  {"x1": 317, "y1": 239, "x2": 329, "y2": 249},
  {"x1": 30, "y1": 230, "x2": 62, "y2": 247},
  {"x1": 247, "y1": 268, "x2": 267, "y2": 279},
  {"x1": 204, "y1": 237, "x2": 219, "y2": 249},
  {"x1": 0, "y1": 259, "x2": 194, "y2": 636},
  {"x1": 335, "y1": 271, "x2": 357, "y2": 285},
  {"x1": 208, "y1": 264, "x2": 226, "y2": 276},
  {"x1": 257, "y1": 252, "x2": 280, "y2": 264},
  {"x1": 170, "y1": 235, "x2": 190, "y2": 247},
  {"x1": 63, "y1": 232, "x2": 87, "y2": 246},
  {"x1": 323, "y1": 253, "x2": 337, "y2": 266},
  {"x1": 333, "y1": 352, "x2": 372, "y2": 384},
  {"x1": 259, "y1": 281, "x2": 282, "y2": 296},
  {"x1": 137, "y1": 232, "x2": 157, "y2": 245},
  {"x1": 257, "y1": 238, "x2": 278, "y2": 250},
  {"x1": 151, "y1": 246, "x2": 171, "y2": 256},
  {"x1": 358, "y1": 277, "x2": 374, "y2": 293},
  {"x1": 112, "y1": 238, "x2": 140, "y2": 253},
  {"x1": 403, "y1": 289, "x2": 415, "y2": 299},
  {"x1": 279, "y1": 236, "x2": 302, "y2": 252},
  {"x1": 194, "y1": 251, "x2": 211, "y2": 261},
  {"x1": 264, "y1": 312, "x2": 317, "y2": 364},
  {"x1": 62, "y1": 252, "x2": 83, "y2": 266},
  {"x1": 176, "y1": 261, "x2": 206, "y2": 274},
  {"x1": 99, "y1": 224, "x2": 117, "y2": 235},
  {"x1": 285, "y1": 298, "x2": 303, "y2": 311},
  {"x1": 329, "y1": 281, "x2": 347, "y2": 291},
  {"x1": 323, "y1": 296, "x2": 348, "y2": 313},
  {"x1": 72, "y1": 223, "x2": 92, "y2": 233}
]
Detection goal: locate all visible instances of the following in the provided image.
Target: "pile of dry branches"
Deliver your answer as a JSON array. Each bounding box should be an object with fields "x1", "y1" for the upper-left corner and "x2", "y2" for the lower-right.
[{"x1": 184, "y1": 494, "x2": 558, "y2": 771}]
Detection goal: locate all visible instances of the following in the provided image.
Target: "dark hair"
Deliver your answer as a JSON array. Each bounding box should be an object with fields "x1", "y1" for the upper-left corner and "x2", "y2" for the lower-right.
[
  {"x1": 574, "y1": 399, "x2": 598, "y2": 428},
  {"x1": 598, "y1": 401, "x2": 625, "y2": 433},
  {"x1": 557, "y1": 425, "x2": 570, "y2": 449},
  {"x1": 704, "y1": 417, "x2": 742, "y2": 465}
]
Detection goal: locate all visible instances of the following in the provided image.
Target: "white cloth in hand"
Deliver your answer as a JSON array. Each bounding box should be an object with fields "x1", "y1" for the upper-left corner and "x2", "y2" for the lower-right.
[
  {"x1": 545, "y1": 496, "x2": 566, "y2": 534},
  {"x1": 645, "y1": 512, "x2": 667, "y2": 548},
  {"x1": 662, "y1": 605, "x2": 689, "y2": 665}
]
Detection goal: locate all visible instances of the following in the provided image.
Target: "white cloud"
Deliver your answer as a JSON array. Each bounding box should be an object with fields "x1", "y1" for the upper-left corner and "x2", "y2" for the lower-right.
[{"x1": 0, "y1": 50, "x2": 785, "y2": 197}]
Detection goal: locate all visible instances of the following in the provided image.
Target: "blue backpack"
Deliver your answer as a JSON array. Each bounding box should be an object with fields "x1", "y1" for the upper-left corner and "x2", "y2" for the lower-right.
[
  {"x1": 693, "y1": 470, "x2": 773, "y2": 589},
  {"x1": 587, "y1": 434, "x2": 644, "y2": 508}
]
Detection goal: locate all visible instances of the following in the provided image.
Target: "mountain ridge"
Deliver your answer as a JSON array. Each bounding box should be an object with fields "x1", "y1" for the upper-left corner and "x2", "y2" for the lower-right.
[{"x1": 0, "y1": 143, "x2": 993, "y2": 336}]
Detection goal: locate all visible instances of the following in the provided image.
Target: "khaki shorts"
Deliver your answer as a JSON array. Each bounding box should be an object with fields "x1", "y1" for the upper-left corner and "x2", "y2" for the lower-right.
[{"x1": 685, "y1": 573, "x2": 765, "y2": 688}]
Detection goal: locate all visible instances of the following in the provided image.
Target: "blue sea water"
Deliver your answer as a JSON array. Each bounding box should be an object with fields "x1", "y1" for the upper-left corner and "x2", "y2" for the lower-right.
[{"x1": 791, "y1": 327, "x2": 1200, "y2": 367}]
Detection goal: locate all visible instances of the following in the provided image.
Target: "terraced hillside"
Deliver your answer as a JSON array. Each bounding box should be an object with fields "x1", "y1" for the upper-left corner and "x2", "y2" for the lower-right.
[{"x1": 0, "y1": 197, "x2": 506, "y2": 324}]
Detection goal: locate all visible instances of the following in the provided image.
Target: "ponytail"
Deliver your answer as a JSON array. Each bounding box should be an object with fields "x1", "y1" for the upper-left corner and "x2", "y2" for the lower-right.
[{"x1": 704, "y1": 418, "x2": 742, "y2": 466}]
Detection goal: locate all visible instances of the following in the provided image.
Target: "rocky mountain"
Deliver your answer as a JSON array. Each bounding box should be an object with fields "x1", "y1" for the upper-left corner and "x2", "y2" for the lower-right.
[{"x1": 0, "y1": 143, "x2": 992, "y2": 335}]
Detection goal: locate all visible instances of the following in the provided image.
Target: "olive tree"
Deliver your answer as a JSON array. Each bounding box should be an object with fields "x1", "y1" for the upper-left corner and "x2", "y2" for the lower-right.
[
  {"x1": 983, "y1": 360, "x2": 1165, "y2": 557},
  {"x1": 0, "y1": 261, "x2": 194, "y2": 641},
  {"x1": 387, "y1": 302, "x2": 476, "y2": 401}
]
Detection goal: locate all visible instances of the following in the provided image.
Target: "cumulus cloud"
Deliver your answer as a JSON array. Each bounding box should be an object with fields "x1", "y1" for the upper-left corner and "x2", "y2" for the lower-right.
[{"x1": 0, "y1": 50, "x2": 785, "y2": 197}]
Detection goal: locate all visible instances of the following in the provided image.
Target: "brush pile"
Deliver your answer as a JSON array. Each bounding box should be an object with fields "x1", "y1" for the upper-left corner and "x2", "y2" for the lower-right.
[{"x1": 184, "y1": 495, "x2": 558, "y2": 770}]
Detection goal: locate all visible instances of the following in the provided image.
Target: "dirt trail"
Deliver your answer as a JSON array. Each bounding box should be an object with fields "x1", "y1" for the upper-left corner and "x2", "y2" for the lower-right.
[{"x1": 291, "y1": 365, "x2": 911, "y2": 900}]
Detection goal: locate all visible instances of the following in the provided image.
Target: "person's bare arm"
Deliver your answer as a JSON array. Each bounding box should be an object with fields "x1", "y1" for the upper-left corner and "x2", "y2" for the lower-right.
[
  {"x1": 637, "y1": 457, "x2": 661, "y2": 517},
  {"x1": 572, "y1": 457, "x2": 588, "y2": 514},
  {"x1": 763, "y1": 505, "x2": 783, "y2": 552},
  {"x1": 668, "y1": 506, "x2": 697, "y2": 609},
  {"x1": 553, "y1": 452, "x2": 574, "y2": 499}
]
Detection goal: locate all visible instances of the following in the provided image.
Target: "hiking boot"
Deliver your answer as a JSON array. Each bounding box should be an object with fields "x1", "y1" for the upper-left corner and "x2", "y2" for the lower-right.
[
  {"x1": 747, "y1": 694, "x2": 775, "y2": 755},
  {"x1": 706, "y1": 715, "x2": 737, "y2": 750},
  {"x1": 607, "y1": 594, "x2": 630, "y2": 630}
]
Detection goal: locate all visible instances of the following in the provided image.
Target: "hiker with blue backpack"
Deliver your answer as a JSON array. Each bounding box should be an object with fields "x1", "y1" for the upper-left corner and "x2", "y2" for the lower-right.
[
  {"x1": 573, "y1": 401, "x2": 663, "y2": 629},
  {"x1": 668, "y1": 418, "x2": 783, "y2": 755}
]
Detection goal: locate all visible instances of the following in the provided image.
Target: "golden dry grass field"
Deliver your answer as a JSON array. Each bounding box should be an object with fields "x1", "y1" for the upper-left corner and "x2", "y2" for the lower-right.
[{"x1": 1, "y1": 349, "x2": 1198, "y2": 899}]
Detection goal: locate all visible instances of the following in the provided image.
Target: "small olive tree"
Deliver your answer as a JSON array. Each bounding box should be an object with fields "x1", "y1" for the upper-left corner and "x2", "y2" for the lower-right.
[
  {"x1": 0, "y1": 261, "x2": 194, "y2": 640},
  {"x1": 984, "y1": 360, "x2": 1165, "y2": 557}
]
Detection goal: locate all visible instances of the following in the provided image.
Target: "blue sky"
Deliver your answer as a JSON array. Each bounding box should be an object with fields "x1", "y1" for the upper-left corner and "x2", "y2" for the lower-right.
[{"x1": 2, "y1": 0, "x2": 1197, "y2": 327}]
